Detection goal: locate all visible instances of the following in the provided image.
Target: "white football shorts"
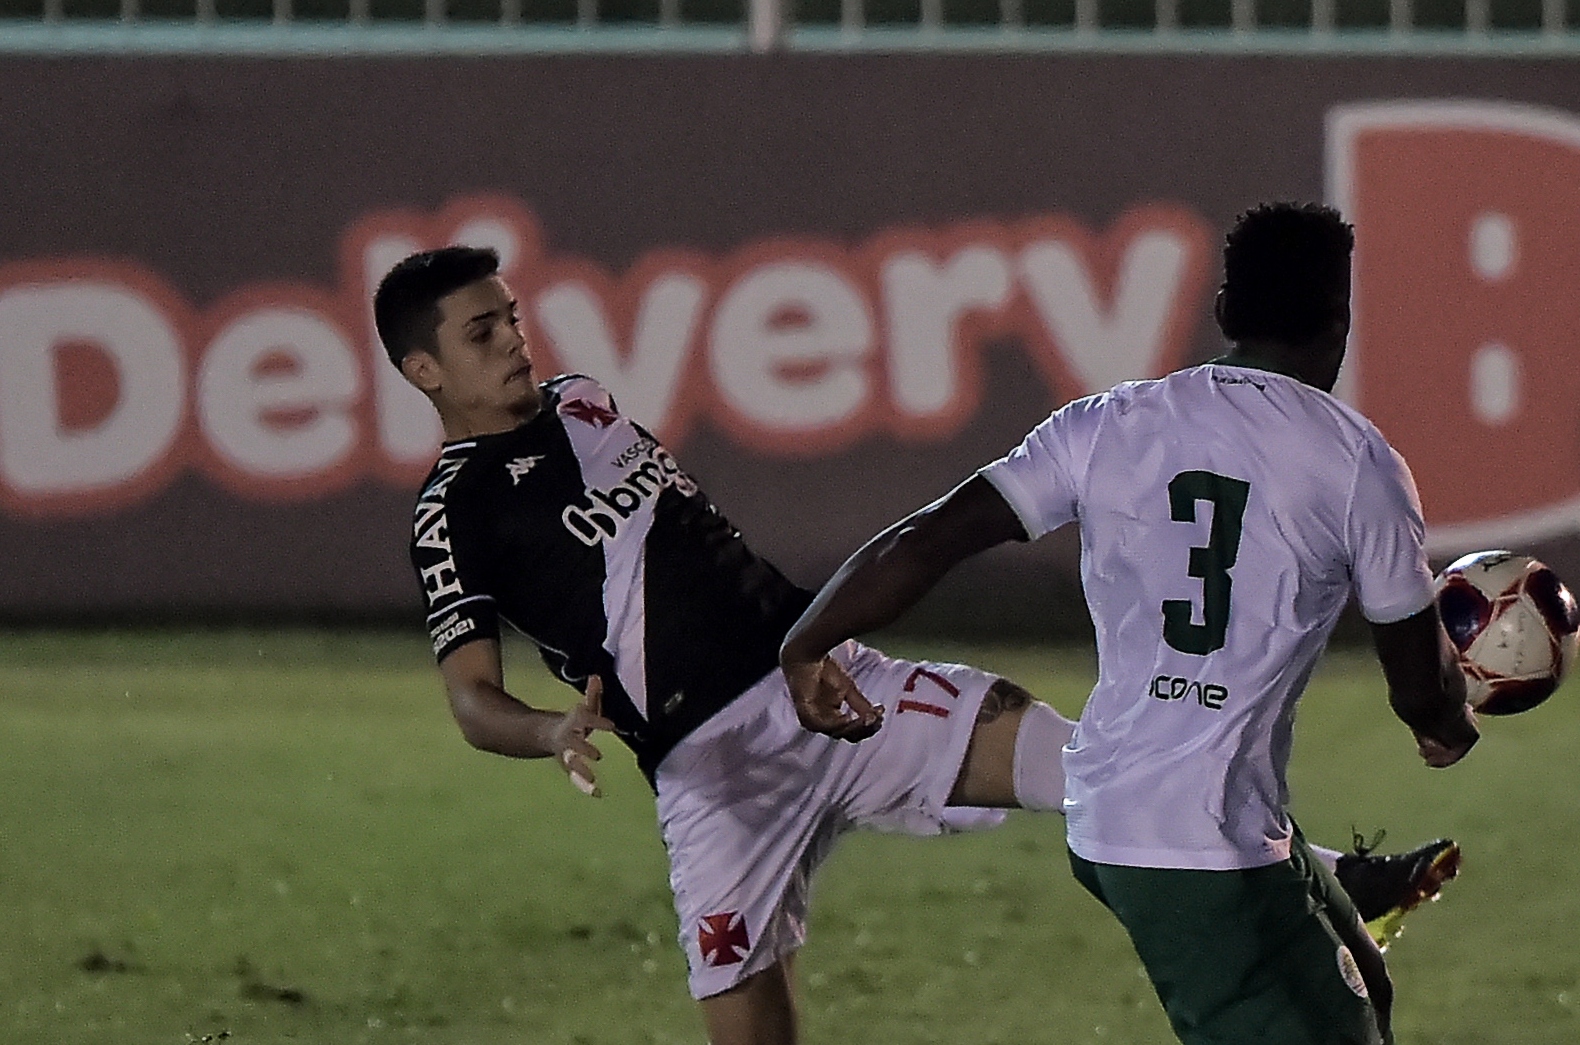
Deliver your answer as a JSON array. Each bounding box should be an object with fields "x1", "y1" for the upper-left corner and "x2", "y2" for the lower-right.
[{"x1": 654, "y1": 640, "x2": 1007, "y2": 1000}]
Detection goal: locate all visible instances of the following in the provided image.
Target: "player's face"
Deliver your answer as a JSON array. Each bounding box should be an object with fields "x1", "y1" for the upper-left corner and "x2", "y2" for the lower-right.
[{"x1": 426, "y1": 276, "x2": 542, "y2": 423}]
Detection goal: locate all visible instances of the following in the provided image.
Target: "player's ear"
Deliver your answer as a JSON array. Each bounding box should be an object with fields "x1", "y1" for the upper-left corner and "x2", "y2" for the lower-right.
[
  {"x1": 401, "y1": 349, "x2": 443, "y2": 393},
  {"x1": 1213, "y1": 288, "x2": 1229, "y2": 335}
]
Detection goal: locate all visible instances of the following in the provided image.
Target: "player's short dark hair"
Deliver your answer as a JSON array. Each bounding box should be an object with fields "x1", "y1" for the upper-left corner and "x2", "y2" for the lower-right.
[
  {"x1": 374, "y1": 246, "x2": 501, "y2": 367},
  {"x1": 1218, "y1": 203, "x2": 1355, "y2": 346}
]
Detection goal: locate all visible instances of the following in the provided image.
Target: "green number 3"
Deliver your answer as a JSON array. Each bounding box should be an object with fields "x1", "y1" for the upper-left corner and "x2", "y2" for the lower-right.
[{"x1": 1162, "y1": 470, "x2": 1250, "y2": 656}]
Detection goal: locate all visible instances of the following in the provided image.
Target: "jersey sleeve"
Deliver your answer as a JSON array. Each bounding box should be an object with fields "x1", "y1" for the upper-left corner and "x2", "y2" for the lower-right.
[
  {"x1": 977, "y1": 396, "x2": 1097, "y2": 540},
  {"x1": 1345, "y1": 434, "x2": 1436, "y2": 625},
  {"x1": 410, "y1": 472, "x2": 502, "y2": 661},
  {"x1": 544, "y1": 373, "x2": 618, "y2": 413}
]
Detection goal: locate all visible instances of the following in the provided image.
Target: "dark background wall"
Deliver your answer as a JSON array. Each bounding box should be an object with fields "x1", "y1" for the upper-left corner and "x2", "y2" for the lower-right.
[{"x1": 1, "y1": 54, "x2": 1576, "y2": 636}]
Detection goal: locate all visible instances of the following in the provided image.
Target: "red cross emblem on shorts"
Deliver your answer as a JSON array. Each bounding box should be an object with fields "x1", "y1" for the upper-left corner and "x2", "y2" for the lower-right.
[
  {"x1": 698, "y1": 911, "x2": 751, "y2": 967},
  {"x1": 561, "y1": 398, "x2": 619, "y2": 428}
]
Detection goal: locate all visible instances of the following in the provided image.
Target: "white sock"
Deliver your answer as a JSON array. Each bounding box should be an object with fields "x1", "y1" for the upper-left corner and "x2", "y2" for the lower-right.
[
  {"x1": 1311, "y1": 844, "x2": 1343, "y2": 873},
  {"x1": 1012, "y1": 701, "x2": 1077, "y2": 813}
]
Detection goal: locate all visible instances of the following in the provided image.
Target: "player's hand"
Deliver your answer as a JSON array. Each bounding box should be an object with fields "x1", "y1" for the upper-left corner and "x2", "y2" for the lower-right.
[
  {"x1": 783, "y1": 654, "x2": 883, "y2": 742},
  {"x1": 551, "y1": 675, "x2": 615, "y2": 796},
  {"x1": 1414, "y1": 702, "x2": 1478, "y2": 768}
]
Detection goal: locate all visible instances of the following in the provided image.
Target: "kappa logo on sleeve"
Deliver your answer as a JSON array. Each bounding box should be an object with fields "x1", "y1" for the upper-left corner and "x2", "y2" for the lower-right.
[{"x1": 697, "y1": 911, "x2": 751, "y2": 968}]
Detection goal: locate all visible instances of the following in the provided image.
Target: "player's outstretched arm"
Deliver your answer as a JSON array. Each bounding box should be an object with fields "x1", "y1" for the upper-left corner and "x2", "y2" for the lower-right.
[
  {"x1": 780, "y1": 475, "x2": 1028, "y2": 739},
  {"x1": 438, "y1": 639, "x2": 615, "y2": 795},
  {"x1": 1370, "y1": 606, "x2": 1478, "y2": 768}
]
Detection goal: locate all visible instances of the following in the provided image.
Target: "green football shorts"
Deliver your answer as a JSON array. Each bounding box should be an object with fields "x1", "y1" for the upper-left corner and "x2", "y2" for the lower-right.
[{"x1": 1069, "y1": 833, "x2": 1385, "y2": 1045}]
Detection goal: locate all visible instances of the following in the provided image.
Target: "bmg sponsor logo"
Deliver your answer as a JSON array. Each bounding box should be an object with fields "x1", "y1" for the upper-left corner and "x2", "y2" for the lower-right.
[{"x1": 561, "y1": 448, "x2": 697, "y2": 547}]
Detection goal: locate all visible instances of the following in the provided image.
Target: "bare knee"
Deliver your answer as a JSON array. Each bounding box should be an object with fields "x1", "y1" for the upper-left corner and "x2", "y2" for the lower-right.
[
  {"x1": 950, "y1": 679, "x2": 1036, "y2": 807},
  {"x1": 951, "y1": 681, "x2": 1074, "y2": 810},
  {"x1": 976, "y1": 677, "x2": 1034, "y2": 725}
]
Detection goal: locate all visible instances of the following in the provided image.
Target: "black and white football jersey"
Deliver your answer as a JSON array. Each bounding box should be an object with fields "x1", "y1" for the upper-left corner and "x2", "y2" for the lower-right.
[{"x1": 409, "y1": 374, "x2": 813, "y2": 784}]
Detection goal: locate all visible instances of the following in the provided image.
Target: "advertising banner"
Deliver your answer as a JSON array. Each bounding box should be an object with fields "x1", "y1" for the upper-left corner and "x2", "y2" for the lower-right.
[{"x1": 1, "y1": 54, "x2": 1576, "y2": 630}]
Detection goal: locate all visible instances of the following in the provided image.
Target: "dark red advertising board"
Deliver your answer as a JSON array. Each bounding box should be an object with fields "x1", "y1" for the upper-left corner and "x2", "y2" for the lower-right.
[{"x1": 1, "y1": 54, "x2": 1576, "y2": 631}]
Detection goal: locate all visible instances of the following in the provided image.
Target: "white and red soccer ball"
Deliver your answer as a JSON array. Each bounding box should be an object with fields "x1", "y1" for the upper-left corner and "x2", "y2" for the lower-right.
[{"x1": 1435, "y1": 550, "x2": 1580, "y2": 715}]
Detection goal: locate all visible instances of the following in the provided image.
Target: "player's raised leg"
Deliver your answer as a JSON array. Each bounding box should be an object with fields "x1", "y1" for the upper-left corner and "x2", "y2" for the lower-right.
[
  {"x1": 947, "y1": 677, "x2": 1075, "y2": 810},
  {"x1": 1330, "y1": 836, "x2": 1462, "y2": 949}
]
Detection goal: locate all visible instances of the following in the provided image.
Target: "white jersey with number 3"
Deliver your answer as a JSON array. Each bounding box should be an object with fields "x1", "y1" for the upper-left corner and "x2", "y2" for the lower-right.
[{"x1": 980, "y1": 364, "x2": 1435, "y2": 871}]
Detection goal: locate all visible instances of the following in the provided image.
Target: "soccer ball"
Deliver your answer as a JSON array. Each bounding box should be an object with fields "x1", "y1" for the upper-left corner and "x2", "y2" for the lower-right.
[{"x1": 1435, "y1": 550, "x2": 1580, "y2": 715}]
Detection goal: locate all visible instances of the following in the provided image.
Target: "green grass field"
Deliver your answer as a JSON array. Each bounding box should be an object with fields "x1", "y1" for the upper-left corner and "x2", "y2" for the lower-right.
[{"x1": 2, "y1": 630, "x2": 1576, "y2": 1045}]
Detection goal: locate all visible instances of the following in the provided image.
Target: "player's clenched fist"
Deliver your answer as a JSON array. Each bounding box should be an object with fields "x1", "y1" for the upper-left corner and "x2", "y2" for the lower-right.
[
  {"x1": 782, "y1": 655, "x2": 884, "y2": 743},
  {"x1": 1413, "y1": 702, "x2": 1479, "y2": 769},
  {"x1": 550, "y1": 675, "x2": 615, "y2": 796}
]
